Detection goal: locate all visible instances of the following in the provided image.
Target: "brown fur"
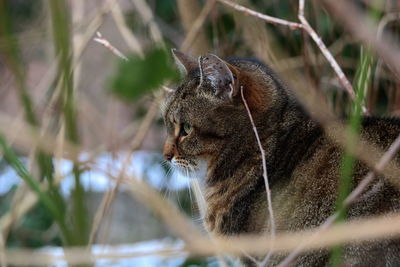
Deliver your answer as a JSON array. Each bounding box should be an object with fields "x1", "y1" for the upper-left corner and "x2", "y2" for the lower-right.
[{"x1": 162, "y1": 52, "x2": 400, "y2": 266}]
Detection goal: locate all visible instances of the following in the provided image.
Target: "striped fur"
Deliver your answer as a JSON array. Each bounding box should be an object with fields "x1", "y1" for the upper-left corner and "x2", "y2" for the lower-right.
[{"x1": 162, "y1": 53, "x2": 400, "y2": 266}]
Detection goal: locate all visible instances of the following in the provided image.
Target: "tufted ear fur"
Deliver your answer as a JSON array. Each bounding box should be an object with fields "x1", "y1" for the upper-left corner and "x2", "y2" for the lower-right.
[
  {"x1": 171, "y1": 49, "x2": 198, "y2": 76},
  {"x1": 198, "y1": 54, "x2": 240, "y2": 100}
]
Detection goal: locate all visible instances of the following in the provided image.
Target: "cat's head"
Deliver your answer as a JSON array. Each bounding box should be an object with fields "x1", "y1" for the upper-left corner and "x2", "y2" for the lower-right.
[{"x1": 162, "y1": 50, "x2": 287, "y2": 178}]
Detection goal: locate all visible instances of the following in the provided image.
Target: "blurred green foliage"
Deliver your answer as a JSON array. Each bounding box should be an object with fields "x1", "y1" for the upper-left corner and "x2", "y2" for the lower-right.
[
  {"x1": 7, "y1": 203, "x2": 62, "y2": 248},
  {"x1": 154, "y1": 0, "x2": 177, "y2": 24},
  {"x1": 5, "y1": 0, "x2": 41, "y2": 33},
  {"x1": 180, "y1": 257, "x2": 218, "y2": 267},
  {"x1": 111, "y1": 47, "x2": 179, "y2": 101}
]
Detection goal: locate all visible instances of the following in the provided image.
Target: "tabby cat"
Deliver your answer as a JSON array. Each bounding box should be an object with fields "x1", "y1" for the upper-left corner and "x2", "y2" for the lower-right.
[{"x1": 162, "y1": 49, "x2": 400, "y2": 266}]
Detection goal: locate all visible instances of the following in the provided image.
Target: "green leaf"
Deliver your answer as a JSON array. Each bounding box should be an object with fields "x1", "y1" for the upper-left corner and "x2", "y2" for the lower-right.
[{"x1": 111, "y1": 48, "x2": 179, "y2": 101}]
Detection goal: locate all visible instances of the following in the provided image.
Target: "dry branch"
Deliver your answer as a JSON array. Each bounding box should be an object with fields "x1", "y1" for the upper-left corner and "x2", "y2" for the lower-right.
[
  {"x1": 130, "y1": 0, "x2": 165, "y2": 45},
  {"x1": 181, "y1": 0, "x2": 217, "y2": 52},
  {"x1": 108, "y1": 0, "x2": 144, "y2": 56},
  {"x1": 94, "y1": 31, "x2": 128, "y2": 61},
  {"x1": 5, "y1": 212, "x2": 400, "y2": 266},
  {"x1": 322, "y1": 0, "x2": 400, "y2": 78},
  {"x1": 109, "y1": 172, "x2": 206, "y2": 245},
  {"x1": 297, "y1": 0, "x2": 355, "y2": 101},
  {"x1": 217, "y1": 0, "x2": 357, "y2": 103},
  {"x1": 73, "y1": 0, "x2": 113, "y2": 64},
  {"x1": 88, "y1": 92, "x2": 163, "y2": 245},
  {"x1": 240, "y1": 86, "x2": 275, "y2": 265},
  {"x1": 0, "y1": 113, "x2": 82, "y2": 162},
  {"x1": 0, "y1": 230, "x2": 5, "y2": 267},
  {"x1": 177, "y1": 0, "x2": 211, "y2": 54},
  {"x1": 217, "y1": 0, "x2": 302, "y2": 29}
]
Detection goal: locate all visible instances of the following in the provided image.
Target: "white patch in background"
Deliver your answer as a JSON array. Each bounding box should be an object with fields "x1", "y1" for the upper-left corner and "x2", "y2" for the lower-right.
[
  {"x1": 0, "y1": 151, "x2": 188, "y2": 197},
  {"x1": 0, "y1": 165, "x2": 20, "y2": 194},
  {"x1": 39, "y1": 238, "x2": 186, "y2": 267}
]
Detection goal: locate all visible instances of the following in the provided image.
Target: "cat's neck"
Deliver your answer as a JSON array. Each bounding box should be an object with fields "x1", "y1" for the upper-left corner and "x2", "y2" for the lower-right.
[
  {"x1": 202, "y1": 97, "x2": 322, "y2": 235},
  {"x1": 206, "y1": 95, "x2": 316, "y2": 185}
]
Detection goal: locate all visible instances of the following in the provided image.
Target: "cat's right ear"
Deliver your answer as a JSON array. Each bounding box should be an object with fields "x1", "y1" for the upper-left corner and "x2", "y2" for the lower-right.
[{"x1": 171, "y1": 49, "x2": 197, "y2": 76}]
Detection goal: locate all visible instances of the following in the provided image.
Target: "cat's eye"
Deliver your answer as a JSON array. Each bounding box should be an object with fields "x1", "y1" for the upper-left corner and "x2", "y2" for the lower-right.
[{"x1": 180, "y1": 123, "x2": 192, "y2": 136}]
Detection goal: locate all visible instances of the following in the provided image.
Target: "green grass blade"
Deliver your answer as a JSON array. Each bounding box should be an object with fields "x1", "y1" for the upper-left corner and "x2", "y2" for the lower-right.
[
  {"x1": 330, "y1": 47, "x2": 373, "y2": 267},
  {"x1": 0, "y1": 135, "x2": 73, "y2": 244},
  {"x1": 48, "y1": 0, "x2": 89, "y2": 246},
  {"x1": 0, "y1": 0, "x2": 66, "y2": 220}
]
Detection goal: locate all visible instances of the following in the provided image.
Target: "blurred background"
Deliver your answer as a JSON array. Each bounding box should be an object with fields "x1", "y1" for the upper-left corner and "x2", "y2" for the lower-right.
[{"x1": 0, "y1": 0, "x2": 400, "y2": 266}]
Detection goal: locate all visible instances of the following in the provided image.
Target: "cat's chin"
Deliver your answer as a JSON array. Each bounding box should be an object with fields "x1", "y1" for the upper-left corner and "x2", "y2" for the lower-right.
[{"x1": 171, "y1": 158, "x2": 208, "y2": 180}]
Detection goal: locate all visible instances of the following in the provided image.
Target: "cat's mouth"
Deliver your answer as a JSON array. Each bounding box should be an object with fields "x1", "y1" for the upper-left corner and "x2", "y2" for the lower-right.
[{"x1": 170, "y1": 157, "x2": 207, "y2": 179}]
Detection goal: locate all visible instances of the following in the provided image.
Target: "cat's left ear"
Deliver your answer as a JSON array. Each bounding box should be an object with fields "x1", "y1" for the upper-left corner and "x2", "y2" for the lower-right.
[
  {"x1": 172, "y1": 49, "x2": 198, "y2": 76},
  {"x1": 198, "y1": 54, "x2": 240, "y2": 100}
]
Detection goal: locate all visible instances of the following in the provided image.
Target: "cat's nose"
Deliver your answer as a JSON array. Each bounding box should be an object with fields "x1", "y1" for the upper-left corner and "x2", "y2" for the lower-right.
[
  {"x1": 163, "y1": 139, "x2": 176, "y2": 162},
  {"x1": 164, "y1": 152, "x2": 173, "y2": 161}
]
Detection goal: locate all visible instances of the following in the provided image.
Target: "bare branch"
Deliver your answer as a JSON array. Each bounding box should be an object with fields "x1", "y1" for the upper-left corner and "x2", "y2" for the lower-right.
[
  {"x1": 0, "y1": 231, "x2": 5, "y2": 267},
  {"x1": 108, "y1": 0, "x2": 144, "y2": 56},
  {"x1": 240, "y1": 86, "x2": 276, "y2": 265},
  {"x1": 217, "y1": 0, "x2": 302, "y2": 29},
  {"x1": 6, "y1": 212, "x2": 400, "y2": 265},
  {"x1": 130, "y1": 0, "x2": 165, "y2": 46},
  {"x1": 322, "y1": 0, "x2": 400, "y2": 78},
  {"x1": 181, "y1": 0, "x2": 217, "y2": 52},
  {"x1": 93, "y1": 32, "x2": 128, "y2": 61},
  {"x1": 297, "y1": 4, "x2": 355, "y2": 101},
  {"x1": 88, "y1": 91, "x2": 164, "y2": 245},
  {"x1": 217, "y1": 0, "x2": 358, "y2": 107}
]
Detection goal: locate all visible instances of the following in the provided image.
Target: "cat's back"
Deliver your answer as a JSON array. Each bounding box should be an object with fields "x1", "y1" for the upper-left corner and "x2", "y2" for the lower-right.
[
  {"x1": 270, "y1": 116, "x2": 400, "y2": 266},
  {"x1": 349, "y1": 116, "x2": 400, "y2": 215},
  {"x1": 361, "y1": 116, "x2": 400, "y2": 148},
  {"x1": 272, "y1": 115, "x2": 400, "y2": 226}
]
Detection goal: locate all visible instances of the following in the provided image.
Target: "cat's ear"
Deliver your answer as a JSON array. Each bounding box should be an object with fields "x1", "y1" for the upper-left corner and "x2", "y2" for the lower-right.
[
  {"x1": 171, "y1": 49, "x2": 197, "y2": 76},
  {"x1": 198, "y1": 54, "x2": 240, "y2": 100}
]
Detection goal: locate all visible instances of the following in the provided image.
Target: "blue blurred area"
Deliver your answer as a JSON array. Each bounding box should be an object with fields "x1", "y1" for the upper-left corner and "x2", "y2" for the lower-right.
[
  {"x1": 42, "y1": 239, "x2": 187, "y2": 267},
  {"x1": 0, "y1": 151, "x2": 188, "y2": 196}
]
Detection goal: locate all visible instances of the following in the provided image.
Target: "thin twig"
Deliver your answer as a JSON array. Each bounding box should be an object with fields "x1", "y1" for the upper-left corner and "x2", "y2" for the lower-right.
[
  {"x1": 6, "y1": 211, "x2": 400, "y2": 265},
  {"x1": 0, "y1": 113, "x2": 81, "y2": 161},
  {"x1": 177, "y1": 0, "x2": 211, "y2": 54},
  {"x1": 217, "y1": 0, "x2": 358, "y2": 106},
  {"x1": 322, "y1": 0, "x2": 400, "y2": 78},
  {"x1": 373, "y1": 12, "x2": 400, "y2": 95},
  {"x1": 130, "y1": 0, "x2": 165, "y2": 46},
  {"x1": 297, "y1": 1, "x2": 356, "y2": 101},
  {"x1": 0, "y1": 231, "x2": 6, "y2": 267},
  {"x1": 344, "y1": 134, "x2": 400, "y2": 205},
  {"x1": 98, "y1": 168, "x2": 206, "y2": 245},
  {"x1": 93, "y1": 31, "x2": 128, "y2": 61},
  {"x1": 88, "y1": 92, "x2": 163, "y2": 245},
  {"x1": 181, "y1": 0, "x2": 217, "y2": 52},
  {"x1": 108, "y1": 0, "x2": 144, "y2": 56},
  {"x1": 240, "y1": 86, "x2": 276, "y2": 265},
  {"x1": 73, "y1": 0, "x2": 114, "y2": 65},
  {"x1": 217, "y1": 0, "x2": 303, "y2": 29}
]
